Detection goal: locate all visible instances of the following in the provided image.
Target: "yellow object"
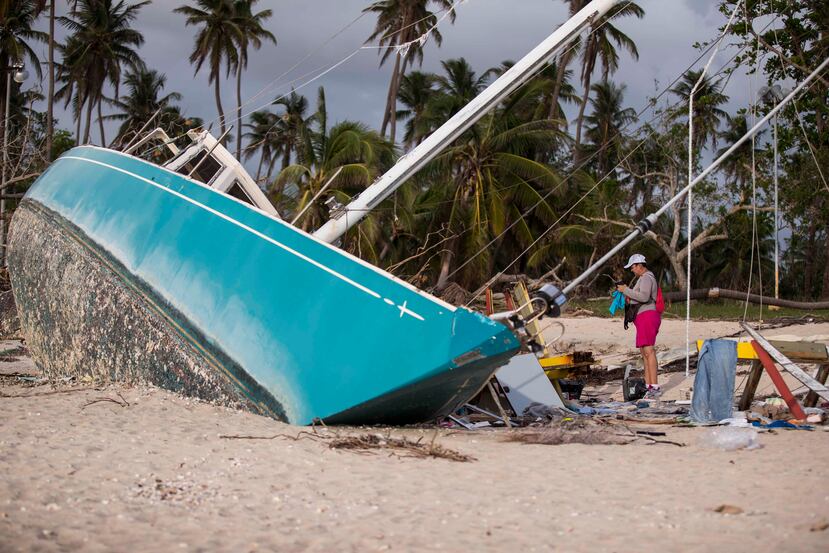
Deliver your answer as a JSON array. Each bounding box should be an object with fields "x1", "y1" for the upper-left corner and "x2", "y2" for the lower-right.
[
  {"x1": 696, "y1": 340, "x2": 759, "y2": 360},
  {"x1": 539, "y1": 354, "x2": 575, "y2": 368}
]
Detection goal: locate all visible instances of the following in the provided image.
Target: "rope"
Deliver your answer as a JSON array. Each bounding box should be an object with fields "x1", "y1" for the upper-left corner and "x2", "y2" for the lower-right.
[
  {"x1": 137, "y1": 1, "x2": 466, "y2": 160},
  {"x1": 767, "y1": 16, "x2": 829, "y2": 194},
  {"x1": 791, "y1": 97, "x2": 829, "y2": 193},
  {"x1": 743, "y1": 0, "x2": 763, "y2": 322},
  {"x1": 448, "y1": 12, "x2": 782, "y2": 294},
  {"x1": 684, "y1": 0, "x2": 743, "y2": 378}
]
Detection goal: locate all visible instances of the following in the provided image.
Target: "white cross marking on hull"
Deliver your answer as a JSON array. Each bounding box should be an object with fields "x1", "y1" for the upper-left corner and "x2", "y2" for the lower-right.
[{"x1": 397, "y1": 301, "x2": 425, "y2": 321}]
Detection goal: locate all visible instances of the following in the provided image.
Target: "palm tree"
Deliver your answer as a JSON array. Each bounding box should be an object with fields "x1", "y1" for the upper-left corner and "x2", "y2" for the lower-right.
[
  {"x1": 549, "y1": 0, "x2": 586, "y2": 124},
  {"x1": 104, "y1": 68, "x2": 183, "y2": 147},
  {"x1": 582, "y1": 80, "x2": 636, "y2": 176},
  {"x1": 424, "y1": 109, "x2": 567, "y2": 290},
  {"x1": 572, "y1": 1, "x2": 644, "y2": 156},
  {"x1": 364, "y1": 0, "x2": 455, "y2": 143},
  {"x1": 272, "y1": 90, "x2": 310, "y2": 174},
  {"x1": 231, "y1": 0, "x2": 275, "y2": 160},
  {"x1": 417, "y1": 58, "x2": 493, "y2": 135},
  {"x1": 401, "y1": 59, "x2": 567, "y2": 289},
  {"x1": 396, "y1": 70, "x2": 436, "y2": 149},
  {"x1": 0, "y1": 0, "x2": 47, "y2": 147},
  {"x1": 175, "y1": 0, "x2": 242, "y2": 140},
  {"x1": 671, "y1": 69, "x2": 729, "y2": 153},
  {"x1": 242, "y1": 109, "x2": 279, "y2": 182},
  {"x1": 274, "y1": 87, "x2": 396, "y2": 234},
  {"x1": 59, "y1": 0, "x2": 149, "y2": 145},
  {"x1": 717, "y1": 113, "x2": 764, "y2": 191}
]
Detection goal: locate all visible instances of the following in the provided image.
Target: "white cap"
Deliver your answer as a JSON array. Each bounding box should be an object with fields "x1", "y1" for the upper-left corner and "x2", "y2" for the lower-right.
[{"x1": 624, "y1": 253, "x2": 646, "y2": 269}]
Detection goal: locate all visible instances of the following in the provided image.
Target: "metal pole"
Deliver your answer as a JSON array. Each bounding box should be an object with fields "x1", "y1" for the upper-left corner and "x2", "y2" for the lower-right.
[
  {"x1": 313, "y1": 0, "x2": 624, "y2": 243},
  {"x1": 291, "y1": 167, "x2": 343, "y2": 225},
  {"x1": 561, "y1": 56, "x2": 829, "y2": 296},
  {"x1": 773, "y1": 112, "x2": 779, "y2": 300},
  {"x1": 1, "y1": 71, "x2": 10, "y2": 267}
]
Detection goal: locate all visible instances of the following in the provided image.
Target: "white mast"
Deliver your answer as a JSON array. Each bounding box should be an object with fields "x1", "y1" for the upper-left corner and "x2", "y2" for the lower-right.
[{"x1": 313, "y1": 0, "x2": 624, "y2": 243}]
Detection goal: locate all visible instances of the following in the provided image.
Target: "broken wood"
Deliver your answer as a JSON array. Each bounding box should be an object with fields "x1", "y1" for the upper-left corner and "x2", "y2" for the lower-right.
[
  {"x1": 738, "y1": 360, "x2": 764, "y2": 411},
  {"x1": 749, "y1": 340, "x2": 807, "y2": 420},
  {"x1": 804, "y1": 364, "x2": 829, "y2": 408},
  {"x1": 741, "y1": 322, "x2": 829, "y2": 403}
]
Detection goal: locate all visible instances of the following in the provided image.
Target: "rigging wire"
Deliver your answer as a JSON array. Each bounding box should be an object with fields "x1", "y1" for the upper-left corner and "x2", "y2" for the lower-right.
[
  {"x1": 684, "y1": 0, "x2": 743, "y2": 378},
  {"x1": 136, "y1": 1, "x2": 466, "y2": 159},
  {"x1": 221, "y1": 10, "x2": 369, "y2": 130},
  {"x1": 789, "y1": 98, "x2": 829, "y2": 194},
  {"x1": 449, "y1": 13, "x2": 783, "y2": 297},
  {"x1": 742, "y1": 0, "x2": 761, "y2": 323},
  {"x1": 240, "y1": 0, "x2": 626, "y2": 164},
  {"x1": 214, "y1": 1, "x2": 463, "y2": 137},
  {"x1": 767, "y1": 15, "x2": 829, "y2": 194}
]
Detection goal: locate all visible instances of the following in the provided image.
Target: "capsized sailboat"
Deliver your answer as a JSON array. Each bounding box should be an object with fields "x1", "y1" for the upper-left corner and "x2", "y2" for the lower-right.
[{"x1": 8, "y1": 0, "x2": 626, "y2": 425}]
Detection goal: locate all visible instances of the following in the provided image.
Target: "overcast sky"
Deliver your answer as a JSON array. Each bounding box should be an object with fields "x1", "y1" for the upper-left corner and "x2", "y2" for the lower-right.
[{"x1": 30, "y1": 0, "x2": 759, "y2": 159}]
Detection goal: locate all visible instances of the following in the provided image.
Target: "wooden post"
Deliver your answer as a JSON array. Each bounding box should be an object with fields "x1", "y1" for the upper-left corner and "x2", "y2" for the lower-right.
[
  {"x1": 750, "y1": 340, "x2": 807, "y2": 420},
  {"x1": 487, "y1": 381, "x2": 512, "y2": 428},
  {"x1": 738, "y1": 359, "x2": 764, "y2": 411},
  {"x1": 804, "y1": 364, "x2": 829, "y2": 408}
]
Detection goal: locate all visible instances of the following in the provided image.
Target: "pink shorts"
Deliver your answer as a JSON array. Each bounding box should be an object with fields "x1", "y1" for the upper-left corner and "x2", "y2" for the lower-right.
[{"x1": 633, "y1": 310, "x2": 661, "y2": 347}]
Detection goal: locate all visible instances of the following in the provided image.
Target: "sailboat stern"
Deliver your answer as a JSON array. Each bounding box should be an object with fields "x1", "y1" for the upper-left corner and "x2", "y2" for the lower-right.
[{"x1": 322, "y1": 309, "x2": 520, "y2": 425}]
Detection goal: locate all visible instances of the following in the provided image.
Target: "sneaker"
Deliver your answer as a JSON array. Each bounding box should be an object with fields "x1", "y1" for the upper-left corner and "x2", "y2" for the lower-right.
[{"x1": 644, "y1": 387, "x2": 662, "y2": 400}]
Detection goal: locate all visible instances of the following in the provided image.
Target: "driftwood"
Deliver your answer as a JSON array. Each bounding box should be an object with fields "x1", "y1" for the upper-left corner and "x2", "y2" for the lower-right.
[{"x1": 220, "y1": 430, "x2": 475, "y2": 462}]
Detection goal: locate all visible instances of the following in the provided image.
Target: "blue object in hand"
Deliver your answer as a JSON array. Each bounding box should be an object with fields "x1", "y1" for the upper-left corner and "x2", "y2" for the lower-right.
[{"x1": 609, "y1": 290, "x2": 626, "y2": 315}]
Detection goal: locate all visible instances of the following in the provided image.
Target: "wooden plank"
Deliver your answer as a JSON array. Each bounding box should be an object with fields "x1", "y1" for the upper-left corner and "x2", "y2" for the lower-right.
[
  {"x1": 696, "y1": 339, "x2": 828, "y2": 363},
  {"x1": 750, "y1": 341, "x2": 807, "y2": 420},
  {"x1": 804, "y1": 364, "x2": 829, "y2": 408},
  {"x1": 738, "y1": 359, "x2": 764, "y2": 411},
  {"x1": 741, "y1": 322, "x2": 829, "y2": 403},
  {"x1": 770, "y1": 341, "x2": 829, "y2": 362}
]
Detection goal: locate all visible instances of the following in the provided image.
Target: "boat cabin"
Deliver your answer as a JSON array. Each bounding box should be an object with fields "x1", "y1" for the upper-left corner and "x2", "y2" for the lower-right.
[{"x1": 126, "y1": 128, "x2": 280, "y2": 218}]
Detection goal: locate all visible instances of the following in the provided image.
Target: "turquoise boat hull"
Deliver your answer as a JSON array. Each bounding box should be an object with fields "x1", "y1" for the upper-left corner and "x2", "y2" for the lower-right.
[{"x1": 8, "y1": 146, "x2": 520, "y2": 425}]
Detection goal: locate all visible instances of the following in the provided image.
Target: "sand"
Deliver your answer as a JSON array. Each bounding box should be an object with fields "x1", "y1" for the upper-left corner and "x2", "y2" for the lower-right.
[{"x1": 2, "y1": 318, "x2": 829, "y2": 552}]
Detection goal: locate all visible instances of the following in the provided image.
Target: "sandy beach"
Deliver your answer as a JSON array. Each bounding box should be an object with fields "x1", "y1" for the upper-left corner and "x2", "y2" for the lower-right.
[{"x1": 2, "y1": 316, "x2": 828, "y2": 552}]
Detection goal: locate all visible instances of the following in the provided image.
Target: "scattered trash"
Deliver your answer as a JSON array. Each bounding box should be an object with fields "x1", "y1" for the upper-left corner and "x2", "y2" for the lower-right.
[
  {"x1": 698, "y1": 427, "x2": 761, "y2": 450},
  {"x1": 328, "y1": 434, "x2": 476, "y2": 462},
  {"x1": 713, "y1": 504, "x2": 744, "y2": 515},
  {"x1": 718, "y1": 417, "x2": 751, "y2": 427},
  {"x1": 750, "y1": 420, "x2": 813, "y2": 430},
  {"x1": 505, "y1": 418, "x2": 684, "y2": 447}
]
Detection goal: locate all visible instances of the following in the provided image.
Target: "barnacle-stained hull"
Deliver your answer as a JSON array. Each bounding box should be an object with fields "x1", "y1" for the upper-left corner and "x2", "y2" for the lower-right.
[{"x1": 8, "y1": 146, "x2": 520, "y2": 425}]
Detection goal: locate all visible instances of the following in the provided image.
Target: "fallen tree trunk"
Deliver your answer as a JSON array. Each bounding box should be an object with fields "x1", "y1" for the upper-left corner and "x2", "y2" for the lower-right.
[{"x1": 663, "y1": 288, "x2": 829, "y2": 310}]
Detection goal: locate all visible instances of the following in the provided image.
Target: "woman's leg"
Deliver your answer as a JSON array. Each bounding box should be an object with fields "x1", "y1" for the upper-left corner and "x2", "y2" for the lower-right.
[{"x1": 642, "y1": 345, "x2": 658, "y2": 385}]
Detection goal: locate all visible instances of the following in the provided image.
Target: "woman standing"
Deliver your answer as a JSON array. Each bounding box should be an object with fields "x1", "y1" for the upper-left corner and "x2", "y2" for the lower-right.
[{"x1": 617, "y1": 254, "x2": 662, "y2": 399}]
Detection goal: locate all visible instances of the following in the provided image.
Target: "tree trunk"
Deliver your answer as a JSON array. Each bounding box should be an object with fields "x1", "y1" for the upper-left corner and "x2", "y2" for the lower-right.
[
  {"x1": 97, "y1": 99, "x2": 106, "y2": 146},
  {"x1": 804, "y1": 216, "x2": 816, "y2": 298},
  {"x1": 255, "y1": 151, "x2": 265, "y2": 182},
  {"x1": 83, "y1": 98, "x2": 93, "y2": 144},
  {"x1": 235, "y1": 65, "x2": 243, "y2": 160},
  {"x1": 435, "y1": 248, "x2": 454, "y2": 292},
  {"x1": 389, "y1": 58, "x2": 407, "y2": 145},
  {"x1": 214, "y1": 76, "x2": 226, "y2": 140},
  {"x1": 46, "y1": 1, "x2": 56, "y2": 160},
  {"x1": 75, "y1": 97, "x2": 83, "y2": 145},
  {"x1": 380, "y1": 52, "x2": 402, "y2": 138},
  {"x1": 548, "y1": 47, "x2": 575, "y2": 122},
  {"x1": 435, "y1": 236, "x2": 458, "y2": 292},
  {"x1": 282, "y1": 143, "x2": 290, "y2": 171},
  {"x1": 822, "y1": 228, "x2": 829, "y2": 300},
  {"x1": 573, "y1": 72, "x2": 592, "y2": 162}
]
